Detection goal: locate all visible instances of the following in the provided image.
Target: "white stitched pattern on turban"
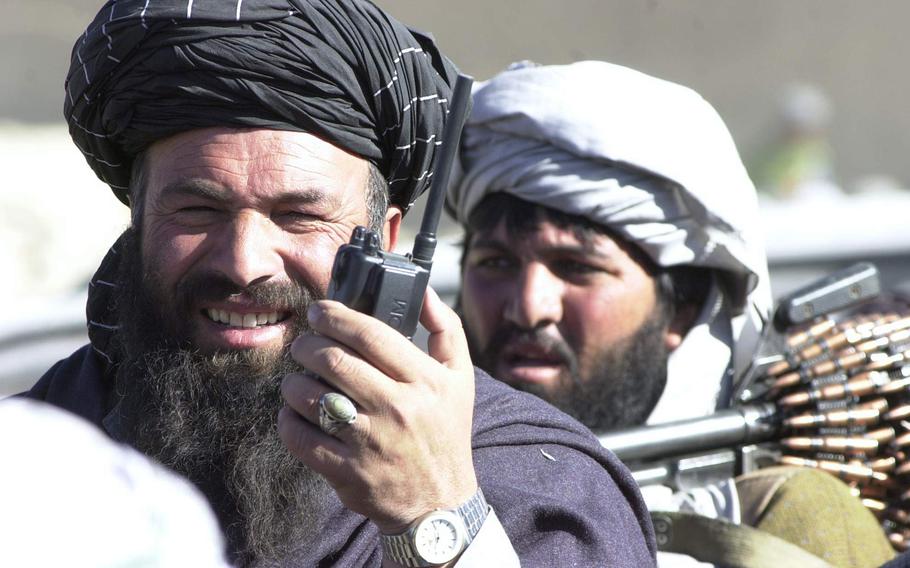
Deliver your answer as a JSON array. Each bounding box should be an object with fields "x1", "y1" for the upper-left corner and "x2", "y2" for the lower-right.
[
  {"x1": 449, "y1": 61, "x2": 772, "y2": 423},
  {"x1": 65, "y1": 0, "x2": 457, "y2": 211}
]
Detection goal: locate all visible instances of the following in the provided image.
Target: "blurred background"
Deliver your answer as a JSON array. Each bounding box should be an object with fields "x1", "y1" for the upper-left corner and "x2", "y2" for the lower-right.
[{"x1": 3, "y1": 0, "x2": 910, "y2": 395}]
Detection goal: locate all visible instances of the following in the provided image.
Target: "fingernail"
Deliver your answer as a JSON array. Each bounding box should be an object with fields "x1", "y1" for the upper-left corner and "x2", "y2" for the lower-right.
[{"x1": 307, "y1": 303, "x2": 322, "y2": 323}]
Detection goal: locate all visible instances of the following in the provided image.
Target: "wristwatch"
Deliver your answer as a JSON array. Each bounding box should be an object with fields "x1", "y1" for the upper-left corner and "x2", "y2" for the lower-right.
[{"x1": 381, "y1": 488, "x2": 489, "y2": 567}]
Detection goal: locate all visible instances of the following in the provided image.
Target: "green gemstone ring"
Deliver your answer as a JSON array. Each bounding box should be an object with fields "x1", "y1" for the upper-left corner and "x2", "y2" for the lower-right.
[{"x1": 319, "y1": 392, "x2": 358, "y2": 435}]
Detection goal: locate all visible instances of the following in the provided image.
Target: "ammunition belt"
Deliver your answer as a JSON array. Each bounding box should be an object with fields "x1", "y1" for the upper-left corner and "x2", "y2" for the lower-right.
[{"x1": 754, "y1": 309, "x2": 910, "y2": 552}]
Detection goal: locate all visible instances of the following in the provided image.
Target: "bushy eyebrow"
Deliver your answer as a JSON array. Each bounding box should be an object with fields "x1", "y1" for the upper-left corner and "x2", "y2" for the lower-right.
[
  {"x1": 468, "y1": 235, "x2": 608, "y2": 259},
  {"x1": 466, "y1": 237, "x2": 513, "y2": 253},
  {"x1": 158, "y1": 179, "x2": 329, "y2": 206},
  {"x1": 158, "y1": 179, "x2": 231, "y2": 203}
]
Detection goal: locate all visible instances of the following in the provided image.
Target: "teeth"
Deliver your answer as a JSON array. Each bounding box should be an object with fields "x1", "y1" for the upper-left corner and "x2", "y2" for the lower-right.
[{"x1": 206, "y1": 310, "x2": 284, "y2": 328}]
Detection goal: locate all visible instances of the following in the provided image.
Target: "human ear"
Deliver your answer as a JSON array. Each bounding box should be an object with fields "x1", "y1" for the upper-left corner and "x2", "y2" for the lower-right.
[
  {"x1": 383, "y1": 206, "x2": 403, "y2": 251},
  {"x1": 665, "y1": 303, "x2": 699, "y2": 352}
]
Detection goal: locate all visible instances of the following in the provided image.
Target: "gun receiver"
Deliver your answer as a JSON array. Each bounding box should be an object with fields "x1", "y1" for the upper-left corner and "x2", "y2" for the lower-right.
[
  {"x1": 601, "y1": 263, "x2": 884, "y2": 489},
  {"x1": 735, "y1": 262, "x2": 880, "y2": 403},
  {"x1": 599, "y1": 404, "x2": 780, "y2": 489}
]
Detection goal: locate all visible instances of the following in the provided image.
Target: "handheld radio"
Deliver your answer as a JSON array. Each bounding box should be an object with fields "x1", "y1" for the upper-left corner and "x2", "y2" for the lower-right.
[{"x1": 326, "y1": 74, "x2": 473, "y2": 339}]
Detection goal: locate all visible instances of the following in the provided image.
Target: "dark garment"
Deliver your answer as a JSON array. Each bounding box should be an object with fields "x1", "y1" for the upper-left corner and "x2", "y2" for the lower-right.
[
  {"x1": 28, "y1": 348, "x2": 656, "y2": 566},
  {"x1": 885, "y1": 553, "x2": 910, "y2": 568}
]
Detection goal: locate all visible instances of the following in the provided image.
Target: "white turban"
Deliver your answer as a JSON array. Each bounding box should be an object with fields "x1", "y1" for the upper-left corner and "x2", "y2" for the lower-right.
[
  {"x1": 0, "y1": 399, "x2": 230, "y2": 567},
  {"x1": 449, "y1": 61, "x2": 771, "y2": 424}
]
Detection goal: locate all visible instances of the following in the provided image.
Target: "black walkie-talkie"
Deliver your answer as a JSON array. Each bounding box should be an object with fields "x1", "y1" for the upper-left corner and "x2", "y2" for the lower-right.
[{"x1": 326, "y1": 74, "x2": 473, "y2": 339}]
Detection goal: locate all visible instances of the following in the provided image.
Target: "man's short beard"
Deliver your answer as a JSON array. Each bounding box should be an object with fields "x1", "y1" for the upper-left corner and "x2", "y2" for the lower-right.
[
  {"x1": 467, "y1": 310, "x2": 670, "y2": 435},
  {"x1": 113, "y1": 227, "x2": 329, "y2": 566}
]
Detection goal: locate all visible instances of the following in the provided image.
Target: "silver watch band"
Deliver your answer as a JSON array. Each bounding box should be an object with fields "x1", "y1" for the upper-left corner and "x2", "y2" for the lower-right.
[
  {"x1": 381, "y1": 488, "x2": 490, "y2": 567},
  {"x1": 456, "y1": 488, "x2": 488, "y2": 544},
  {"x1": 382, "y1": 533, "x2": 422, "y2": 568}
]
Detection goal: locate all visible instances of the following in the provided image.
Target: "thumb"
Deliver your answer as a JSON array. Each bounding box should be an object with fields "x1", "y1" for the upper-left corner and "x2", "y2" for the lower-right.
[{"x1": 419, "y1": 286, "x2": 473, "y2": 372}]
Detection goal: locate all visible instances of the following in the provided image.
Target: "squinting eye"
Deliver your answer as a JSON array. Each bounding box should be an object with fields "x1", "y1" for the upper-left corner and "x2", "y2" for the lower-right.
[
  {"x1": 475, "y1": 256, "x2": 514, "y2": 270},
  {"x1": 275, "y1": 211, "x2": 316, "y2": 221},
  {"x1": 179, "y1": 205, "x2": 217, "y2": 213},
  {"x1": 553, "y1": 260, "x2": 601, "y2": 276}
]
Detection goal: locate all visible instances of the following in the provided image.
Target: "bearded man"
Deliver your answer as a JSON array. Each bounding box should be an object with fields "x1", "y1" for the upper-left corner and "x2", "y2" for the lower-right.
[
  {"x1": 449, "y1": 61, "x2": 910, "y2": 568},
  {"x1": 451, "y1": 60, "x2": 771, "y2": 435},
  {"x1": 447, "y1": 60, "x2": 772, "y2": 566},
  {"x1": 23, "y1": 3, "x2": 655, "y2": 568}
]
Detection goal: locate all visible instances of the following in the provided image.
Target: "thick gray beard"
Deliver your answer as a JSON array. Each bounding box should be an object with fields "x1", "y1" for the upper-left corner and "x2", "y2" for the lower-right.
[
  {"x1": 113, "y1": 228, "x2": 329, "y2": 567},
  {"x1": 467, "y1": 311, "x2": 670, "y2": 435}
]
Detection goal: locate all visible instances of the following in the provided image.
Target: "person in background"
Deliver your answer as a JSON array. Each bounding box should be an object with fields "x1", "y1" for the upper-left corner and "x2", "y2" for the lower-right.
[
  {"x1": 750, "y1": 83, "x2": 839, "y2": 198},
  {"x1": 451, "y1": 60, "x2": 894, "y2": 566},
  {"x1": 451, "y1": 60, "x2": 771, "y2": 436}
]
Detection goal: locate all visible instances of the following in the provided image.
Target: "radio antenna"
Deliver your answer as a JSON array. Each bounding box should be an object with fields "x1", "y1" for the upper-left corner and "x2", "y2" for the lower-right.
[{"x1": 411, "y1": 73, "x2": 474, "y2": 271}]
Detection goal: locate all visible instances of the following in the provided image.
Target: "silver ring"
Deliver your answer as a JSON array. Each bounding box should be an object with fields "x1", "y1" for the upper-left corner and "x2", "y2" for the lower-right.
[{"x1": 318, "y1": 392, "x2": 357, "y2": 436}]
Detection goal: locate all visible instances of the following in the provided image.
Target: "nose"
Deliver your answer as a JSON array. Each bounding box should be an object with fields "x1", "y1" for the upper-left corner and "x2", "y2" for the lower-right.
[
  {"x1": 503, "y1": 263, "x2": 564, "y2": 329},
  {"x1": 208, "y1": 212, "x2": 284, "y2": 288}
]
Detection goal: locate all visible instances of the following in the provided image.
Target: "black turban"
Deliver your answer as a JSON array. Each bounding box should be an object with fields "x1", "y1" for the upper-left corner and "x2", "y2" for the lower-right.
[{"x1": 64, "y1": 0, "x2": 458, "y2": 211}]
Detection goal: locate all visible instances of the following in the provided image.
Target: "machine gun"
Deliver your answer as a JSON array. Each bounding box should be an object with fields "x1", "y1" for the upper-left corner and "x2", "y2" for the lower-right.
[
  {"x1": 601, "y1": 262, "x2": 910, "y2": 549},
  {"x1": 599, "y1": 263, "x2": 895, "y2": 487}
]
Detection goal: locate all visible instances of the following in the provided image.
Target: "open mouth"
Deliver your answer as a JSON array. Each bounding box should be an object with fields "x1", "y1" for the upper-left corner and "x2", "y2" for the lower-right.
[
  {"x1": 502, "y1": 342, "x2": 566, "y2": 367},
  {"x1": 203, "y1": 308, "x2": 291, "y2": 328},
  {"x1": 495, "y1": 341, "x2": 569, "y2": 386},
  {"x1": 505, "y1": 352, "x2": 564, "y2": 367}
]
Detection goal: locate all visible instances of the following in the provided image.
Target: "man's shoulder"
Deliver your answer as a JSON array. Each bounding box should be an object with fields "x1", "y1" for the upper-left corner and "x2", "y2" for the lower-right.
[
  {"x1": 21, "y1": 344, "x2": 111, "y2": 426},
  {"x1": 469, "y1": 366, "x2": 641, "y2": 484},
  {"x1": 471, "y1": 367, "x2": 612, "y2": 452},
  {"x1": 469, "y1": 367, "x2": 657, "y2": 565}
]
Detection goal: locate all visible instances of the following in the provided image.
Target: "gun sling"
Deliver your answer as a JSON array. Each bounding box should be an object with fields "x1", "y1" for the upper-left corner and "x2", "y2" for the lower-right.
[{"x1": 651, "y1": 511, "x2": 833, "y2": 567}]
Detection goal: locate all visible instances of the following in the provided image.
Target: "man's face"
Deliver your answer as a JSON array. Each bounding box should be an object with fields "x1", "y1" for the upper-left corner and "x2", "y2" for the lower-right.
[
  {"x1": 123, "y1": 127, "x2": 399, "y2": 562},
  {"x1": 140, "y1": 127, "x2": 391, "y2": 356},
  {"x1": 460, "y1": 216, "x2": 672, "y2": 429}
]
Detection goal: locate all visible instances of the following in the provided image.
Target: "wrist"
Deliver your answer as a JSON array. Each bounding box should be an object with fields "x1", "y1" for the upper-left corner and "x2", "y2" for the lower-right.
[
  {"x1": 375, "y1": 478, "x2": 479, "y2": 535},
  {"x1": 380, "y1": 487, "x2": 489, "y2": 567}
]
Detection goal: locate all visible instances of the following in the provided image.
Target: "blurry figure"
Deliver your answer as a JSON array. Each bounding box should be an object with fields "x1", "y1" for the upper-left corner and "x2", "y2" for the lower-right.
[
  {"x1": 0, "y1": 398, "x2": 229, "y2": 568},
  {"x1": 752, "y1": 83, "x2": 839, "y2": 198}
]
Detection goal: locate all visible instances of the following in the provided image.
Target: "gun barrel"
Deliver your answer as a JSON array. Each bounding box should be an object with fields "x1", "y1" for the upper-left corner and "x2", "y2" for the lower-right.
[{"x1": 599, "y1": 403, "x2": 778, "y2": 462}]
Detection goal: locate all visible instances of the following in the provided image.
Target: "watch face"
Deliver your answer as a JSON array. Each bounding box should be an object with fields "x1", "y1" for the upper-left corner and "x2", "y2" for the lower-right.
[{"x1": 414, "y1": 512, "x2": 465, "y2": 564}]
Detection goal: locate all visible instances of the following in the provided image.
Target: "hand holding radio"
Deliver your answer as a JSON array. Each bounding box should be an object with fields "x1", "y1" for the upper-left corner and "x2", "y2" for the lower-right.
[
  {"x1": 279, "y1": 287, "x2": 477, "y2": 533},
  {"x1": 279, "y1": 74, "x2": 479, "y2": 536}
]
